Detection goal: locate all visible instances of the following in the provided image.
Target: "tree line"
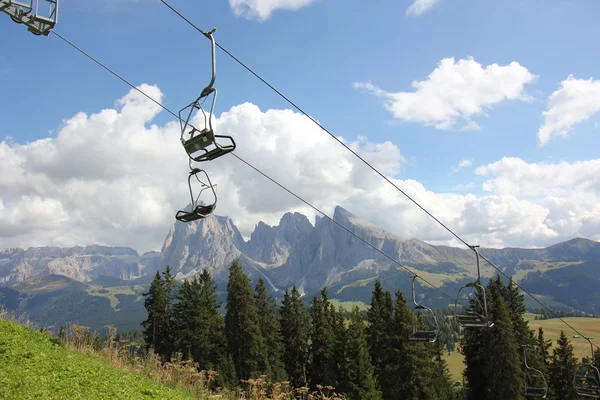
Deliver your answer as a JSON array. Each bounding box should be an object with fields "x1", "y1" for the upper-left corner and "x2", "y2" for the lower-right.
[{"x1": 142, "y1": 260, "x2": 595, "y2": 399}]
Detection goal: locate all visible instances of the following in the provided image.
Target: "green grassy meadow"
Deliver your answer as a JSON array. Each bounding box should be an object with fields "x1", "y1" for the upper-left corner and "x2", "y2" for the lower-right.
[{"x1": 0, "y1": 318, "x2": 193, "y2": 400}]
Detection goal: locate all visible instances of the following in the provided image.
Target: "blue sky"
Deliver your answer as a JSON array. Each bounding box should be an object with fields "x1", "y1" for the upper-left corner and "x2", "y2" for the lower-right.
[{"x1": 2, "y1": 0, "x2": 600, "y2": 252}]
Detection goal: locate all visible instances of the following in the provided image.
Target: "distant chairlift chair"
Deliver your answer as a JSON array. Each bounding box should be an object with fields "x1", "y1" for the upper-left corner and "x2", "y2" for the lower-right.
[
  {"x1": 408, "y1": 275, "x2": 439, "y2": 343},
  {"x1": 1, "y1": 0, "x2": 58, "y2": 36},
  {"x1": 523, "y1": 345, "x2": 548, "y2": 398},
  {"x1": 175, "y1": 167, "x2": 217, "y2": 222},
  {"x1": 574, "y1": 338, "x2": 600, "y2": 398},
  {"x1": 455, "y1": 245, "x2": 494, "y2": 328},
  {"x1": 179, "y1": 28, "x2": 235, "y2": 163}
]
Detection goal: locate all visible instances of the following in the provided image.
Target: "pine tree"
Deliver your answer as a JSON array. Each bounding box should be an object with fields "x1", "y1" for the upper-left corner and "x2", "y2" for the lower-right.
[
  {"x1": 329, "y1": 305, "x2": 348, "y2": 392},
  {"x1": 195, "y1": 270, "x2": 237, "y2": 387},
  {"x1": 142, "y1": 270, "x2": 170, "y2": 360},
  {"x1": 309, "y1": 288, "x2": 335, "y2": 388},
  {"x1": 162, "y1": 265, "x2": 176, "y2": 359},
  {"x1": 280, "y1": 285, "x2": 310, "y2": 388},
  {"x1": 225, "y1": 259, "x2": 267, "y2": 381},
  {"x1": 431, "y1": 333, "x2": 455, "y2": 400},
  {"x1": 385, "y1": 290, "x2": 437, "y2": 400},
  {"x1": 537, "y1": 327, "x2": 552, "y2": 370},
  {"x1": 172, "y1": 278, "x2": 195, "y2": 359},
  {"x1": 549, "y1": 331, "x2": 579, "y2": 400},
  {"x1": 462, "y1": 277, "x2": 524, "y2": 400},
  {"x1": 367, "y1": 280, "x2": 394, "y2": 393},
  {"x1": 254, "y1": 278, "x2": 286, "y2": 382},
  {"x1": 485, "y1": 289, "x2": 523, "y2": 399},
  {"x1": 339, "y1": 307, "x2": 382, "y2": 400}
]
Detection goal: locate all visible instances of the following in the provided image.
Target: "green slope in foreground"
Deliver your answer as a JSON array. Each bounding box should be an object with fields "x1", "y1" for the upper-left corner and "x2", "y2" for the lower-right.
[{"x1": 0, "y1": 318, "x2": 192, "y2": 400}]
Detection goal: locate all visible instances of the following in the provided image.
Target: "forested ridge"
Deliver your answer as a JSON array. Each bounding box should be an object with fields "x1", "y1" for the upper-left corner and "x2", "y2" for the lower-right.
[{"x1": 142, "y1": 260, "x2": 598, "y2": 399}]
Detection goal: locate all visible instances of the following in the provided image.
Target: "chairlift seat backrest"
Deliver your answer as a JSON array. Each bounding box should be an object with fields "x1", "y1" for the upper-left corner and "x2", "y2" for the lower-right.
[
  {"x1": 456, "y1": 315, "x2": 489, "y2": 328},
  {"x1": 576, "y1": 388, "x2": 600, "y2": 398},
  {"x1": 183, "y1": 128, "x2": 215, "y2": 153}
]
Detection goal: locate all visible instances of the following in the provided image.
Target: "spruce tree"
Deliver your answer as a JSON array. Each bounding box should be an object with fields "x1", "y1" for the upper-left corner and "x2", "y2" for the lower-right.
[
  {"x1": 172, "y1": 278, "x2": 194, "y2": 359},
  {"x1": 225, "y1": 259, "x2": 267, "y2": 381},
  {"x1": 385, "y1": 290, "x2": 436, "y2": 400},
  {"x1": 195, "y1": 270, "x2": 237, "y2": 387},
  {"x1": 254, "y1": 278, "x2": 286, "y2": 382},
  {"x1": 485, "y1": 290, "x2": 523, "y2": 399},
  {"x1": 162, "y1": 265, "x2": 176, "y2": 359},
  {"x1": 142, "y1": 270, "x2": 170, "y2": 360},
  {"x1": 280, "y1": 285, "x2": 310, "y2": 388},
  {"x1": 339, "y1": 307, "x2": 382, "y2": 400},
  {"x1": 549, "y1": 331, "x2": 579, "y2": 400},
  {"x1": 329, "y1": 305, "x2": 348, "y2": 392},
  {"x1": 462, "y1": 277, "x2": 523, "y2": 400},
  {"x1": 537, "y1": 327, "x2": 552, "y2": 370},
  {"x1": 367, "y1": 280, "x2": 394, "y2": 392},
  {"x1": 431, "y1": 333, "x2": 455, "y2": 400},
  {"x1": 309, "y1": 288, "x2": 335, "y2": 388}
]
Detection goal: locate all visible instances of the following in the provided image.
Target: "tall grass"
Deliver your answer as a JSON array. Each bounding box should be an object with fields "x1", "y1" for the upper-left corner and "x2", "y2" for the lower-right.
[{"x1": 0, "y1": 307, "x2": 344, "y2": 399}]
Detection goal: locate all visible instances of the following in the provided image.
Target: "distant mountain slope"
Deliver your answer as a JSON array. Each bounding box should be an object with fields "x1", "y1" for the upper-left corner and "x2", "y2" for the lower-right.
[
  {"x1": 1, "y1": 206, "x2": 599, "y2": 317},
  {"x1": 0, "y1": 246, "x2": 158, "y2": 286},
  {"x1": 0, "y1": 274, "x2": 145, "y2": 331}
]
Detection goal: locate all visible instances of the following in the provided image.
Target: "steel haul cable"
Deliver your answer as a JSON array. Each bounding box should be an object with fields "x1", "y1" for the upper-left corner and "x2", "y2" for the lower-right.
[
  {"x1": 49, "y1": 28, "x2": 597, "y2": 349},
  {"x1": 49, "y1": 29, "x2": 454, "y2": 303},
  {"x1": 157, "y1": 0, "x2": 599, "y2": 349}
]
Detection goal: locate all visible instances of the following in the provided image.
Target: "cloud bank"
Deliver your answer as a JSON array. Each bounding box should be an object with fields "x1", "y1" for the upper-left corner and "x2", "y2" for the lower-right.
[{"x1": 1, "y1": 85, "x2": 598, "y2": 254}]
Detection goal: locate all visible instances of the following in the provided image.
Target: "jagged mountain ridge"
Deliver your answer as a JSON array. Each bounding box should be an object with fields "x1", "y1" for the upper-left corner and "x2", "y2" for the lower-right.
[
  {"x1": 2, "y1": 206, "x2": 599, "y2": 299},
  {"x1": 0, "y1": 245, "x2": 156, "y2": 286}
]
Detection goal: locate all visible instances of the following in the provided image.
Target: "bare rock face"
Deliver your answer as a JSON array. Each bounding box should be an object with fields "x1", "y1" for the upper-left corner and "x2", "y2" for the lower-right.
[
  {"x1": 0, "y1": 246, "x2": 150, "y2": 286},
  {"x1": 159, "y1": 214, "x2": 246, "y2": 282},
  {"x1": 1, "y1": 206, "x2": 599, "y2": 299}
]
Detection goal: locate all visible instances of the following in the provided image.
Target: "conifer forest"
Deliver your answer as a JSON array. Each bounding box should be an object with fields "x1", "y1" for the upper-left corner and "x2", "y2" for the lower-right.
[{"x1": 142, "y1": 260, "x2": 597, "y2": 399}]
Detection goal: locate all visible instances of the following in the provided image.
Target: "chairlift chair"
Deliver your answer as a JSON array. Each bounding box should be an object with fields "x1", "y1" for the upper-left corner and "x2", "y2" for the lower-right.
[
  {"x1": 522, "y1": 345, "x2": 548, "y2": 398},
  {"x1": 179, "y1": 29, "x2": 235, "y2": 162},
  {"x1": 1, "y1": 0, "x2": 58, "y2": 36},
  {"x1": 574, "y1": 338, "x2": 600, "y2": 398},
  {"x1": 175, "y1": 167, "x2": 217, "y2": 222},
  {"x1": 408, "y1": 275, "x2": 439, "y2": 342},
  {"x1": 455, "y1": 245, "x2": 493, "y2": 328}
]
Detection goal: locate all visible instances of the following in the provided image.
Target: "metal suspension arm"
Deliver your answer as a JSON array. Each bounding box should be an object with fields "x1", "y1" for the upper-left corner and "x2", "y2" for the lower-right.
[{"x1": 199, "y1": 28, "x2": 217, "y2": 99}]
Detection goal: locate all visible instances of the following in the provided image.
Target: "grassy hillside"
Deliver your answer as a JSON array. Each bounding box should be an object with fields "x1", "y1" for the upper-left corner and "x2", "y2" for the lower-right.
[
  {"x1": 528, "y1": 317, "x2": 600, "y2": 359},
  {"x1": 0, "y1": 318, "x2": 193, "y2": 400}
]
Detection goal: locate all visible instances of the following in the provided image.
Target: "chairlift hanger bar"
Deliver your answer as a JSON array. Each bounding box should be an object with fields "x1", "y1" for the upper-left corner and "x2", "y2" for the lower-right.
[
  {"x1": 574, "y1": 337, "x2": 600, "y2": 398},
  {"x1": 156, "y1": 0, "x2": 598, "y2": 345},
  {"x1": 522, "y1": 345, "x2": 549, "y2": 398},
  {"x1": 178, "y1": 28, "x2": 235, "y2": 163},
  {"x1": 409, "y1": 275, "x2": 439, "y2": 342}
]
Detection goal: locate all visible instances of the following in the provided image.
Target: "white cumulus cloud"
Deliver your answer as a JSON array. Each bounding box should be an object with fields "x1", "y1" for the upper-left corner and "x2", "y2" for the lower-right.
[
  {"x1": 452, "y1": 159, "x2": 473, "y2": 172},
  {"x1": 476, "y1": 157, "x2": 600, "y2": 197},
  {"x1": 406, "y1": 0, "x2": 440, "y2": 16},
  {"x1": 1, "y1": 86, "x2": 599, "y2": 255},
  {"x1": 354, "y1": 57, "x2": 537, "y2": 130},
  {"x1": 228, "y1": 0, "x2": 319, "y2": 21},
  {"x1": 538, "y1": 75, "x2": 600, "y2": 146}
]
